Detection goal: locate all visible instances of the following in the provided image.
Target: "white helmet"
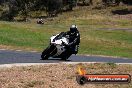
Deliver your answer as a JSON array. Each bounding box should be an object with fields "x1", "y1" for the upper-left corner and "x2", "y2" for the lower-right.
[
  {"x1": 71, "y1": 25, "x2": 77, "y2": 29},
  {"x1": 70, "y1": 25, "x2": 77, "y2": 33}
]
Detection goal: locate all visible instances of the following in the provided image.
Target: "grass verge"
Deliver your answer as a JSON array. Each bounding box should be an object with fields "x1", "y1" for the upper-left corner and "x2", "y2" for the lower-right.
[{"x1": 0, "y1": 5, "x2": 132, "y2": 58}]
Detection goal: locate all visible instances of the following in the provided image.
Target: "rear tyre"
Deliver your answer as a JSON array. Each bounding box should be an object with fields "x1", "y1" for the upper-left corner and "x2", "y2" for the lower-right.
[
  {"x1": 61, "y1": 57, "x2": 68, "y2": 61},
  {"x1": 61, "y1": 53, "x2": 72, "y2": 61},
  {"x1": 41, "y1": 54, "x2": 49, "y2": 60}
]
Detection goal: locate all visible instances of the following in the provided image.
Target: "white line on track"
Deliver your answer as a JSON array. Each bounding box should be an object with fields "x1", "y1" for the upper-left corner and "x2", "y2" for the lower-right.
[
  {"x1": 0, "y1": 49, "x2": 38, "y2": 53},
  {"x1": 0, "y1": 49, "x2": 7, "y2": 51}
]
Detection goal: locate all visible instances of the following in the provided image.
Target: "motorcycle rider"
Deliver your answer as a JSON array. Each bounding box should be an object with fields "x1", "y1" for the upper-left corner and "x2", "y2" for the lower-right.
[
  {"x1": 41, "y1": 24, "x2": 80, "y2": 60},
  {"x1": 63, "y1": 25, "x2": 80, "y2": 54}
]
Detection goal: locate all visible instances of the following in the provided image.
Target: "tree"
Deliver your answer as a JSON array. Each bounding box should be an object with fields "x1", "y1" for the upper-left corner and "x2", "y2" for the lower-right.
[
  {"x1": 78, "y1": 0, "x2": 93, "y2": 6},
  {"x1": 122, "y1": 0, "x2": 132, "y2": 5},
  {"x1": 45, "y1": 0, "x2": 63, "y2": 17},
  {"x1": 8, "y1": 0, "x2": 35, "y2": 21},
  {"x1": 0, "y1": 0, "x2": 78, "y2": 21},
  {"x1": 1, "y1": 0, "x2": 24, "y2": 21},
  {"x1": 102, "y1": 0, "x2": 121, "y2": 6}
]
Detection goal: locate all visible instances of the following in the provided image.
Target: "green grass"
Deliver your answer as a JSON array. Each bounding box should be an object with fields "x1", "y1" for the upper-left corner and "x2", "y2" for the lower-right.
[
  {"x1": 80, "y1": 28, "x2": 132, "y2": 57},
  {"x1": 0, "y1": 6, "x2": 132, "y2": 58},
  {"x1": 0, "y1": 20, "x2": 132, "y2": 58}
]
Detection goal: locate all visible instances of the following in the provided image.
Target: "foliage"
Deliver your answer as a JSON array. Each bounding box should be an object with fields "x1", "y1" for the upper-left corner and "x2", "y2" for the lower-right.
[
  {"x1": 0, "y1": 0, "x2": 78, "y2": 20},
  {"x1": 0, "y1": 0, "x2": 131, "y2": 21}
]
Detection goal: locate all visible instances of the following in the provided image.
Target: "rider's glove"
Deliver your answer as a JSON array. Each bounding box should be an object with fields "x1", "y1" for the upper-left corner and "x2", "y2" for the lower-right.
[{"x1": 62, "y1": 41, "x2": 68, "y2": 47}]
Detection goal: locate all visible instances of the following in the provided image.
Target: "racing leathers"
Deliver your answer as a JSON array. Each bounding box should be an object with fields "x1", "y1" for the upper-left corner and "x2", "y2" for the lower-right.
[{"x1": 65, "y1": 30, "x2": 80, "y2": 54}]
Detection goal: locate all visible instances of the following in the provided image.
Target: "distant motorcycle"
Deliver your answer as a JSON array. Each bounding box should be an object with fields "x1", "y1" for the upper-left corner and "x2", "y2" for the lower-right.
[
  {"x1": 37, "y1": 19, "x2": 44, "y2": 24},
  {"x1": 41, "y1": 32, "x2": 78, "y2": 60}
]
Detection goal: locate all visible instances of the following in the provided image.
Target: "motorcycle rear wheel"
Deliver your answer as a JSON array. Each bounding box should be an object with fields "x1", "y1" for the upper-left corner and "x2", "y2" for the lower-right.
[
  {"x1": 41, "y1": 54, "x2": 49, "y2": 60},
  {"x1": 61, "y1": 53, "x2": 72, "y2": 60}
]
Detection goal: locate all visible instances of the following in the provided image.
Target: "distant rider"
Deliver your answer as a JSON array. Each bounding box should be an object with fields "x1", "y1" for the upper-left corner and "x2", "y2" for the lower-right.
[{"x1": 37, "y1": 18, "x2": 44, "y2": 24}]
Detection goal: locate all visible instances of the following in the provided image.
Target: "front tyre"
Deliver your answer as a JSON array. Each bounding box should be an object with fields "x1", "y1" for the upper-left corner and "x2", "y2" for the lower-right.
[
  {"x1": 41, "y1": 46, "x2": 51, "y2": 60},
  {"x1": 41, "y1": 44, "x2": 56, "y2": 60}
]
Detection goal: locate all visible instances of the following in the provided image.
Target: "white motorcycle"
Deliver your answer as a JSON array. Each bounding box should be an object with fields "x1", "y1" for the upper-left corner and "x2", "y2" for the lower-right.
[{"x1": 41, "y1": 32, "x2": 75, "y2": 60}]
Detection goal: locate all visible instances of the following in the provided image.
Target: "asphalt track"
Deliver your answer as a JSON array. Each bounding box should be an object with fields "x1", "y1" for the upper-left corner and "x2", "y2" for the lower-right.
[{"x1": 0, "y1": 50, "x2": 132, "y2": 64}]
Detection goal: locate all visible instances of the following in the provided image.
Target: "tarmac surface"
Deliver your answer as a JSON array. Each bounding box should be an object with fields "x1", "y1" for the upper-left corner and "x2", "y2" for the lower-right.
[{"x1": 0, "y1": 50, "x2": 132, "y2": 64}]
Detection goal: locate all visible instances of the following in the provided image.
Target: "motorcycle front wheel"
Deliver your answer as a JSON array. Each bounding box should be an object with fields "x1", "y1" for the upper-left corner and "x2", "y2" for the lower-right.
[
  {"x1": 41, "y1": 44, "x2": 55, "y2": 60},
  {"x1": 41, "y1": 47, "x2": 50, "y2": 60}
]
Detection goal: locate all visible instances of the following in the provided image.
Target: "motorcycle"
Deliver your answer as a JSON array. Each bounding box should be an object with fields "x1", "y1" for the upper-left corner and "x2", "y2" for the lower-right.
[
  {"x1": 37, "y1": 19, "x2": 44, "y2": 24},
  {"x1": 41, "y1": 32, "x2": 78, "y2": 60}
]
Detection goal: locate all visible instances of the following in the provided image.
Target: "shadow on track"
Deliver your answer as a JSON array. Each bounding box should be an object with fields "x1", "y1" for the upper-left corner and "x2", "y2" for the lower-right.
[{"x1": 40, "y1": 58, "x2": 71, "y2": 62}]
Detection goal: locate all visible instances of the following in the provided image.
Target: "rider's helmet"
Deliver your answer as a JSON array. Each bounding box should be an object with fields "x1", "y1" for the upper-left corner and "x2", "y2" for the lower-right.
[{"x1": 70, "y1": 25, "x2": 78, "y2": 34}]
